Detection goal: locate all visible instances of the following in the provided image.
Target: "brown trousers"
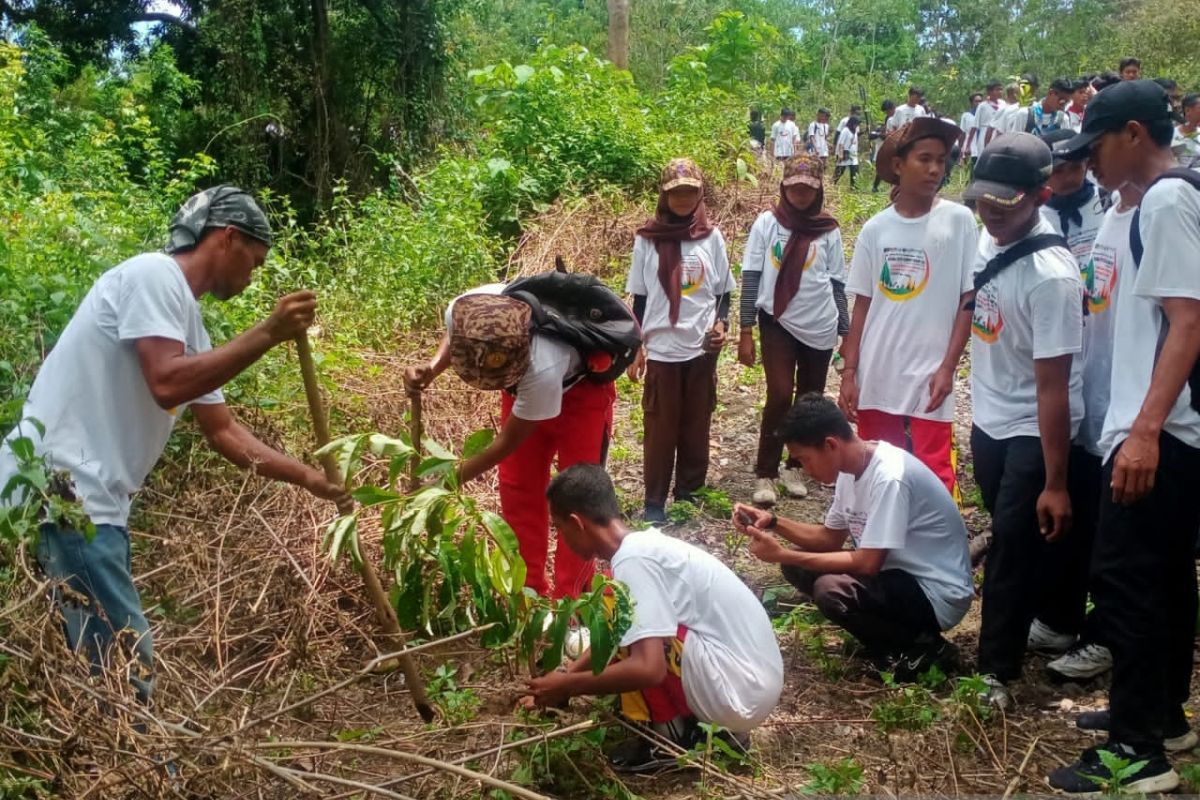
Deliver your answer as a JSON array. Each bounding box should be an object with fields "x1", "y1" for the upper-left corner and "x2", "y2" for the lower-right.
[
  {"x1": 755, "y1": 311, "x2": 833, "y2": 478},
  {"x1": 642, "y1": 354, "x2": 718, "y2": 508}
]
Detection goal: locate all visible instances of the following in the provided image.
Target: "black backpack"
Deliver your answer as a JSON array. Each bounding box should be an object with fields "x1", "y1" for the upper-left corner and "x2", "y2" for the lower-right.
[
  {"x1": 1128, "y1": 167, "x2": 1200, "y2": 412},
  {"x1": 502, "y1": 260, "x2": 643, "y2": 386}
]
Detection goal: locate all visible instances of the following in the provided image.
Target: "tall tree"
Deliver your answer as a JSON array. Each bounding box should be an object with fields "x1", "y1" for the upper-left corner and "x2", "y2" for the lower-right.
[{"x1": 607, "y1": 0, "x2": 629, "y2": 69}]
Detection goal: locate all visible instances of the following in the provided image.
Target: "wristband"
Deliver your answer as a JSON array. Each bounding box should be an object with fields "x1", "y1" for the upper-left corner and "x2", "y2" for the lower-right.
[{"x1": 766, "y1": 513, "x2": 778, "y2": 530}]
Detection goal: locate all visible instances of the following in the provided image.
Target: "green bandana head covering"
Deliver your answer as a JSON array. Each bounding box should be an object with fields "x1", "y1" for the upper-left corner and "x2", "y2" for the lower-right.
[{"x1": 165, "y1": 185, "x2": 272, "y2": 254}]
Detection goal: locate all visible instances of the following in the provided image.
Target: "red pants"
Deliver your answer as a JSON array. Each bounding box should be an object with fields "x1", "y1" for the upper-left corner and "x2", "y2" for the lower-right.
[
  {"x1": 620, "y1": 625, "x2": 692, "y2": 723},
  {"x1": 499, "y1": 379, "x2": 615, "y2": 598},
  {"x1": 855, "y1": 409, "x2": 960, "y2": 502}
]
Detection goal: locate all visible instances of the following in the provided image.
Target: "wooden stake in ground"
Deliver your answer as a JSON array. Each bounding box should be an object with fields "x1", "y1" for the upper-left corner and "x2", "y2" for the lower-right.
[{"x1": 294, "y1": 332, "x2": 435, "y2": 723}]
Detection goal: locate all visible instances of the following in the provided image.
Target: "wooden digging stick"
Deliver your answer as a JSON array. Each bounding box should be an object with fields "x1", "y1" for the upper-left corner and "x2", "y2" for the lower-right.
[
  {"x1": 407, "y1": 387, "x2": 423, "y2": 492},
  {"x1": 294, "y1": 333, "x2": 435, "y2": 723}
]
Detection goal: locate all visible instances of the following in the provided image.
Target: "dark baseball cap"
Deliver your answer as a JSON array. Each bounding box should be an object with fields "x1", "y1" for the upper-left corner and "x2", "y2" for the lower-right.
[
  {"x1": 1040, "y1": 128, "x2": 1082, "y2": 164},
  {"x1": 963, "y1": 133, "x2": 1053, "y2": 206},
  {"x1": 1058, "y1": 79, "x2": 1172, "y2": 158}
]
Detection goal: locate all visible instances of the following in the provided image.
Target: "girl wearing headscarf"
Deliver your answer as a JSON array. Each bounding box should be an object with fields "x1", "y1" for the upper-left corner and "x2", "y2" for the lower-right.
[
  {"x1": 626, "y1": 158, "x2": 733, "y2": 523},
  {"x1": 738, "y1": 155, "x2": 846, "y2": 505}
]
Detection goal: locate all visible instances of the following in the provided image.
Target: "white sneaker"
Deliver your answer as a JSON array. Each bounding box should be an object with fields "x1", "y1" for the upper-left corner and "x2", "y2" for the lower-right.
[
  {"x1": 564, "y1": 627, "x2": 591, "y2": 661},
  {"x1": 978, "y1": 675, "x2": 1013, "y2": 711},
  {"x1": 1046, "y1": 643, "x2": 1113, "y2": 680},
  {"x1": 780, "y1": 466, "x2": 808, "y2": 498},
  {"x1": 1166, "y1": 730, "x2": 1199, "y2": 753},
  {"x1": 752, "y1": 478, "x2": 777, "y2": 505},
  {"x1": 1026, "y1": 618, "x2": 1076, "y2": 656}
]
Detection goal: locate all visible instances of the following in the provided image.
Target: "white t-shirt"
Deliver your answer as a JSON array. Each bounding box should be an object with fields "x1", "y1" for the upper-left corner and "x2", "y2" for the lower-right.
[
  {"x1": 807, "y1": 121, "x2": 830, "y2": 157},
  {"x1": 847, "y1": 201, "x2": 979, "y2": 421},
  {"x1": 835, "y1": 115, "x2": 850, "y2": 136},
  {"x1": 970, "y1": 218, "x2": 1085, "y2": 439},
  {"x1": 445, "y1": 285, "x2": 582, "y2": 422},
  {"x1": 1065, "y1": 106, "x2": 1085, "y2": 132},
  {"x1": 611, "y1": 529, "x2": 783, "y2": 732},
  {"x1": 771, "y1": 120, "x2": 800, "y2": 158},
  {"x1": 0, "y1": 254, "x2": 224, "y2": 527},
  {"x1": 959, "y1": 110, "x2": 977, "y2": 155},
  {"x1": 892, "y1": 103, "x2": 928, "y2": 129},
  {"x1": 835, "y1": 128, "x2": 859, "y2": 166},
  {"x1": 1040, "y1": 190, "x2": 1107, "y2": 271},
  {"x1": 1001, "y1": 103, "x2": 1029, "y2": 134},
  {"x1": 1077, "y1": 204, "x2": 1132, "y2": 456},
  {"x1": 826, "y1": 442, "x2": 973, "y2": 629},
  {"x1": 626, "y1": 230, "x2": 735, "y2": 363},
  {"x1": 973, "y1": 99, "x2": 1007, "y2": 151},
  {"x1": 1100, "y1": 178, "x2": 1200, "y2": 457},
  {"x1": 742, "y1": 212, "x2": 846, "y2": 350}
]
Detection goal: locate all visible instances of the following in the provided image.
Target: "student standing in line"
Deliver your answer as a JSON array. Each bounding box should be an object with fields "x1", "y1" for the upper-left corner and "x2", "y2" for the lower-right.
[
  {"x1": 1065, "y1": 79, "x2": 1089, "y2": 132},
  {"x1": 839, "y1": 117, "x2": 978, "y2": 501},
  {"x1": 962, "y1": 133, "x2": 1086, "y2": 711},
  {"x1": 1027, "y1": 78, "x2": 1073, "y2": 135},
  {"x1": 871, "y1": 100, "x2": 898, "y2": 193},
  {"x1": 626, "y1": 158, "x2": 733, "y2": 524},
  {"x1": 739, "y1": 155, "x2": 846, "y2": 505},
  {"x1": 735, "y1": 395, "x2": 972, "y2": 680},
  {"x1": 770, "y1": 108, "x2": 800, "y2": 165},
  {"x1": 1172, "y1": 94, "x2": 1200, "y2": 167},
  {"x1": 1119, "y1": 57, "x2": 1141, "y2": 81},
  {"x1": 975, "y1": 81, "x2": 1008, "y2": 151},
  {"x1": 960, "y1": 92, "x2": 982, "y2": 175},
  {"x1": 807, "y1": 108, "x2": 832, "y2": 170},
  {"x1": 1049, "y1": 79, "x2": 1200, "y2": 795},
  {"x1": 892, "y1": 86, "x2": 928, "y2": 129},
  {"x1": 835, "y1": 105, "x2": 862, "y2": 139},
  {"x1": 834, "y1": 117, "x2": 861, "y2": 188}
]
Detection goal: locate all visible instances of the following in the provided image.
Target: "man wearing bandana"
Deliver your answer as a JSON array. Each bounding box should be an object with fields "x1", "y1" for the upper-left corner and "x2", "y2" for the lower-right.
[{"x1": 0, "y1": 186, "x2": 347, "y2": 704}]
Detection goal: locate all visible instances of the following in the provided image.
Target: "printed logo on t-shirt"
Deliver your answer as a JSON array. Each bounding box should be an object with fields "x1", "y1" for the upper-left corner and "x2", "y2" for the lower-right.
[
  {"x1": 769, "y1": 240, "x2": 818, "y2": 272},
  {"x1": 1083, "y1": 244, "x2": 1119, "y2": 315},
  {"x1": 680, "y1": 252, "x2": 708, "y2": 296},
  {"x1": 842, "y1": 509, "x2": 868, "y2": 545},
  {"x1": 878, "y1": 247, "x2": 930, "y2": 301},
  {"x1": 971, "y1": 282, "x2": 1004, "y2": 343}
]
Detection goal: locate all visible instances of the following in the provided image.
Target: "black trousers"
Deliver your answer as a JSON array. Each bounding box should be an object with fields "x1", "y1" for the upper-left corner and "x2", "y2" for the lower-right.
[
  {"x1": 972, "y1": 428, "x2": 1095, "y2": 682},
  {"x1": 782, "y1": 565, "x2": 941, "y2": 656},
  {"x1": 1091, "y1": 433, "x2": 1200, "y2": 754}
]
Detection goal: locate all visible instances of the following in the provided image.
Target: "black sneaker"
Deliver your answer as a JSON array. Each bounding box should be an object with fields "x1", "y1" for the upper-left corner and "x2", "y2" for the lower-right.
[
  {"x1": 1076, "y1": 708, "x2": 1198, "y2": 752},
  {"x1": 643, "y1": 505, "x2": 667, "y2": 524},
  {"x1": 608, "y1": 736, "x2": 678, "y2": 774},
  {"x1": 1047, "y1": 744, "x2": 1179, "y2": 794},
  {"x1": 891, "y1": 636, "x2": 961, "y2": 683}
]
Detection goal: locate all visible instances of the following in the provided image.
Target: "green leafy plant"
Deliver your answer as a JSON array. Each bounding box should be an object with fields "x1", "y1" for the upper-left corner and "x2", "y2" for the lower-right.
[
  {"x1": 687, "y1": 721, "x2": 753, "y2": 772},
  {"x1": 505, "y1": 721, "x2": 638, "y2": 800},
  {"x1": 1080, "y1": 749, "x2": 1150, "y2": 795},
  {"x1": 949, "y1": 674, "x2": 995, "y2": 724},
  {"x1": 426, "y1": 663, "x2": 482, "y2": 725},
  {"x1": 317, "y1": 429, "x2": 633, "y2": 677},
  {"x1": 1176, "y1": 762, "x2": 1200, "y2": 790},
  {"x1": 802, "y1": 757, "x2": 865, "y2": 794},
  {"x1": 0, "y1": 418, "x2": 94, "y2": 551},
  {"x1": 870, "y1": 673, "x2": 941, "y2": 732},
  {"x1": 665, "y1": 500, "x2": 700, "y2": 524},
  {"x1": 693, "y1": 486, "x2": 733, "y2": 520}
]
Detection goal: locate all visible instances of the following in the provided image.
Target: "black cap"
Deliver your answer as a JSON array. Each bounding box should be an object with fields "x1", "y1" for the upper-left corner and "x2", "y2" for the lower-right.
[
  {"x1": 1059, "y1": 79, "x2": 1172, "y2": 158},
  {"x1": 963, "y1": 132, "x2": 1053, "y2": 206},
  {"x1": 1040, "y1": 128, "x2": 1083, "y2": 164}
]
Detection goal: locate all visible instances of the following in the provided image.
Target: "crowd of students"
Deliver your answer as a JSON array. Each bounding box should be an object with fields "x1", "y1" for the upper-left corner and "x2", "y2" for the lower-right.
[{"x1": 4, "y1": 59, "x2": 1199, "y2": 791}]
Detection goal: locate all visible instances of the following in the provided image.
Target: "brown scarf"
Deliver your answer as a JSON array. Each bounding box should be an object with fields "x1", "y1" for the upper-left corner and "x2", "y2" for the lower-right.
[
  {"x1": 636, "y1": 193, "x2": 714, "y2": 324},
  {"x1": 770, "y1": 189, "x2": 839, "y2": 318}
]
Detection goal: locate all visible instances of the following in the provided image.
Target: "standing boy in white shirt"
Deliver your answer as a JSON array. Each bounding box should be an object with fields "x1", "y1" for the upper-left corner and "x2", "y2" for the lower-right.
[
  {"x1": 807, "y1": 108, "x2": 832, "y2": 170},
  {"x1": 960, "y1": 92, "x2": 982, "y2": 174},
  {"x1": 1050, "y1": 79, "x2": 1200, "y2": 796},
  {"x1": 527, "y1": 464, "x2": 783, "y2": 772},
  {"x1": 840, "y1": 117, "x2": 977, "y2": 501},
  {"x1": 735, "y1": 395, "x2": 972, "y2": 680},
  {"x1": 962, "y1": 134, "x2": 1086, "y2": 711},
  {"x1": 892, "y1": 86, "x2": 928, "y2": 129},
  {"x1": 975, "y1": 81, "x2": 1007, "y2": 151},
  {"x1": 770, "y1": 108, "x2": 800, "y2": 163}
]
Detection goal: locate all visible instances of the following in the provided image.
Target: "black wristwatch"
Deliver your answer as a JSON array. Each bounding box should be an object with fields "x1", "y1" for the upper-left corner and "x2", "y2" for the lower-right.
[{"x1": 766, "y1": 513, "x2": 778, "y2": 530}]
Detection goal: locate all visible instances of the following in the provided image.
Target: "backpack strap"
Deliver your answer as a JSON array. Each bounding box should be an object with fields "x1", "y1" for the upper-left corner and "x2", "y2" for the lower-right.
[
  {"x1": 1130, "y1": 167, "x2": 1200, "y2": 269},
  {"x1": 964, "y1": 233, "x2": 1069, "y2": 310}
]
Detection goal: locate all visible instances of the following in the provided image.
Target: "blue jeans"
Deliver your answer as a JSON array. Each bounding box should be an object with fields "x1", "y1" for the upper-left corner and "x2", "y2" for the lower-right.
[{"x1": 36, "y1": 523, "x2": 154, "y2": 703}]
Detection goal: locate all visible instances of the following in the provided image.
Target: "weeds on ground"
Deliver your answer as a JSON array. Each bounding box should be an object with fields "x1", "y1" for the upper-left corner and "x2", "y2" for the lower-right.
[
  {"x1": 501, "y1": 723, "x2": 637, "y2": 800},
  {"x1": 871, "y1": 673, "x2": 941, "y2": 732},
  {"x1": 666, "y1": 500, "x2": 700, "y2": 524},
  {"x1": 693, "y1": 486, "x2": 734, "y2": 520},
  {"x1": 427, "y1": 663, "x2": 482, "y2": 725},
  {"x1": 1080, "y1": 749, "x2": 1150, "y2": 795},
  {"x1": 801, "y1": 757, "x2": 865, "y2": 794}
]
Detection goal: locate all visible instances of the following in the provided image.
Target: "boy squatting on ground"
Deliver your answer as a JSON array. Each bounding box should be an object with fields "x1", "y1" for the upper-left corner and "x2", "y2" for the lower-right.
[
  {"x1": 522, "y1": 464, "x2": 783, "y2": 772},
  {"x1": 404, "y1": 285, "x2": 615, "y2": 599},
  {"x1": 839, "y1": 116, "x2": 979, "y2": 501},
  {"x1": 0, "y1": 187, "x2": 347, "y2": 704},
  {"x1": 733, "y1": 395, "x2": 972, "y2": 682}
]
